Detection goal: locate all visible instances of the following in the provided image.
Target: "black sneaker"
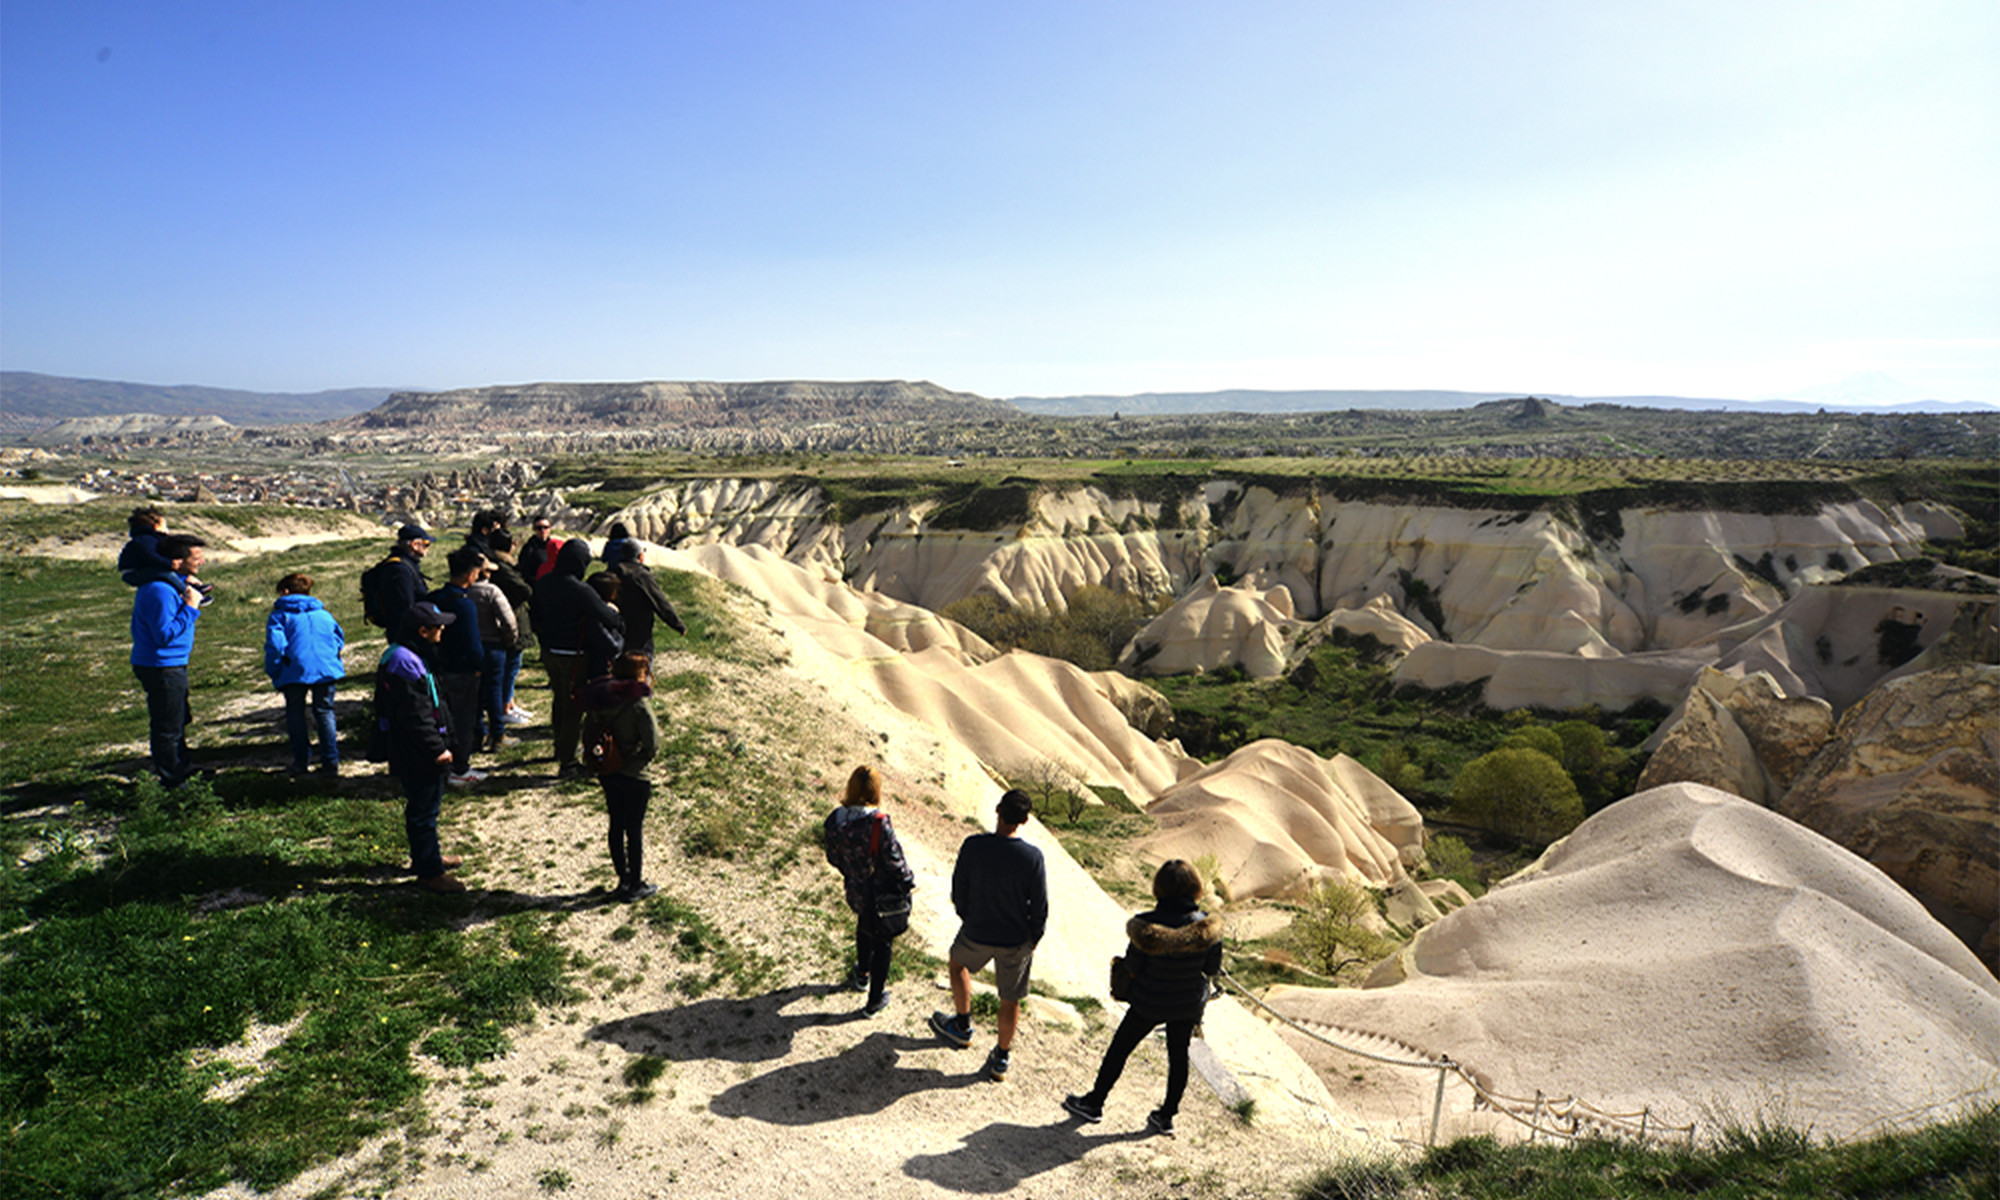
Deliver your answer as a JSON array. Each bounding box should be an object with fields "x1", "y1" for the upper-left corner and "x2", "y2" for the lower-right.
[
  {"x1": 623, "y1": 882, "x2": 658, "y2": 902},
  {"x1": 982, "y1": 1047, "x2": 1010, "y2": 1082},
  {"x1": 928, "y1": 1011, "x2": 973, "y2": 1048},
  {"x1": 841, "y1": 968, "x2": 868, "y2": 993},
  {"x1": 861, "y1": 991, "x2": 892, "y2": 1017},
  {"x1": 1062, "y1": 1094, "x2": 1103, "y2": 1123},
  {"x1": 1145, "y1": 1109, "x2": 1175, "y2": 1137}
]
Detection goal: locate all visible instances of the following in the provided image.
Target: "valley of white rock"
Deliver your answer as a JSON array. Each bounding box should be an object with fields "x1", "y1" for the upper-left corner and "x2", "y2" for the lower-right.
[{"x1": 592, "y1": 475, "x2": 1999, "y2": 1141}]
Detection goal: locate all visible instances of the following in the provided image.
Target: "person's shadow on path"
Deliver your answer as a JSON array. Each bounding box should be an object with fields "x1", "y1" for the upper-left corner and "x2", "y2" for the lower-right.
[
  {"x1": 706, "y1": 1030, "x2": 986, "y2": 1124},
  {"x1": 903, "y1": 1119, "x2": 1155, "y2": 1194},
  {"x1": 588, "y1": 985, "x2": 861, "y2": 1066}
]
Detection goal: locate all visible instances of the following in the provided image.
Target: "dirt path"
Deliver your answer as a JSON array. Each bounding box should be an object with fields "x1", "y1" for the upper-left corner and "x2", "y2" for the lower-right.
[{"x1": 197, "y1": 582, "x2": 1363, "y2": 1200}]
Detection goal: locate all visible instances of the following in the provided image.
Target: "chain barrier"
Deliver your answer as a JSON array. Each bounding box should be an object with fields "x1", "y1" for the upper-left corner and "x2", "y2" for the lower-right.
[{"x1": 1218, "y1": 962, "x2": 1699, "y2": 1148}]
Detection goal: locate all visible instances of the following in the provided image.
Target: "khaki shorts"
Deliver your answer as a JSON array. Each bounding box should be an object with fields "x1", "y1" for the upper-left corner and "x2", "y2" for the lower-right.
[{"x1": 949, "y1": 934, "x2": 1037, "y2": 1003}]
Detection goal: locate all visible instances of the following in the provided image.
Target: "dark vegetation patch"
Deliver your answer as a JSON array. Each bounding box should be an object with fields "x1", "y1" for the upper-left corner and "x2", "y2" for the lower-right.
[
  {"x1": 1840, "y1": 558, "x2": 1999, "y2": 595},
  {"x1": 1146, "y1": 641, "x2": 1650, "y2": 817},
  {"x1": 943, "y1": 585, "x2": 1170, "y2": 672},
  {"x1": 1294, "y1": 1102, "x2": 1997, "y2": 1200}
]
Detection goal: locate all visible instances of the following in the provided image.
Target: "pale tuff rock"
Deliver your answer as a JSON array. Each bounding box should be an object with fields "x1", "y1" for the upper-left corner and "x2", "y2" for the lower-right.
[
  {"x1": 1119, "y1": 576, "x2": 1298, "y2": 679},
  {"x1": 1637, "y1": 669, "x2": 1835, "y2": 804},
  {"x1": 1393, "y1": 642, "x2": 1712, "y2": 712},
  {"x1": 1083, "y1": 669, "x2": 1175, "y2": 739},
  {"x1": 1704, "y1": 585, "x2": 1971, "y2": 712},
  {"x1": 1779, "y1": 664, "x2": 2000, "y2": 975},
  {"x1": 1635, "y1": 686, "x2": 1771, "y2": 802},
  {"x1": 609, "y1": 479, "x2": 1958, "y2": 714},
  {"x1": 663, "y1": 543, "x2": 1183, "y2": 802},
  {"x1": 1141, "y1": 740, "x2": 1420, "y2": 901},
  {"x1": 1707, "y1": 670, "x2": 1837, "y2": 791},
  {"x1": 1305, "y1": 593, "x2": 1433, "y2": 661},
  {"x1": 1268, "y1": 784, "x2": 2000, "y2": 1141}
]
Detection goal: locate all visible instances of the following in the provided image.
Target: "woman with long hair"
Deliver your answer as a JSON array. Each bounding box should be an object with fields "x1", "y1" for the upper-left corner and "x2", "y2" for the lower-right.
[
  {"x1": 1062, "y1": 859, "x2": 1223, "y2": 1136},
  {"x1": 822, "y1": 765, "x2": 915, "y2": 1017}
]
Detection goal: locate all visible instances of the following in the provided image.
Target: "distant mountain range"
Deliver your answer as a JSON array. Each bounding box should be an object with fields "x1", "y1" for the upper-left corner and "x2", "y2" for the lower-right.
[
  {"x1": 2, "y1": 371, "x2": 1991, "y2": 433},
  {"x1": 1007, "y1": 388, "x2": 1998, "y2": 416},
  {"x1": 0, "y1": 372, "x2": 394, "y2": 429}
]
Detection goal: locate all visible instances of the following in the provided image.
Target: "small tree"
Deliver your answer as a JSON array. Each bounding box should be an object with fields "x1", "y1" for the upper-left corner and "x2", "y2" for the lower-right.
[
  {"x1": 1292, "y1": 879, "x2": 1393, "y2": 981},
  {"x1": 1009, "y1": 756, "x2": 1089, "y2": 826},
  {"x1": 1452, "y1": 747, "x2": 1585, "y2": 845}
]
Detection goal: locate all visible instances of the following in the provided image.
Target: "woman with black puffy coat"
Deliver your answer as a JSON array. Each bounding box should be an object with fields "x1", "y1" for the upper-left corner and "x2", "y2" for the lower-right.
[{"x1": 1062, "y1": 859, "x2": 1223, "y2": 1137}]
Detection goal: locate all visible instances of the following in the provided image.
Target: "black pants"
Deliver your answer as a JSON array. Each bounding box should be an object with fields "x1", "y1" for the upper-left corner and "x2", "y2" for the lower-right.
[
  {"x1": 854, "y1": 919, "x2": 895, "y2": 1004},
  {"x1": 133, "y1": 664, "x2": 193, "y2": 785},
  {"x1": 436, "y1": 671, "x2": 480, "y2": 775},
  {"x1": 1086, "y1": 1007, "x2": 1198, "y2": 1118},
  {"x1": 603, "y1": 773, "x2": 651, "y2": 888}
]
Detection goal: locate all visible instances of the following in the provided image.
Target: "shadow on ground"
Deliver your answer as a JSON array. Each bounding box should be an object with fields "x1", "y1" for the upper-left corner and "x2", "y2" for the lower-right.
[{"x1": 903, "y1": 1119, "x2": 1156, "y2": 1193}]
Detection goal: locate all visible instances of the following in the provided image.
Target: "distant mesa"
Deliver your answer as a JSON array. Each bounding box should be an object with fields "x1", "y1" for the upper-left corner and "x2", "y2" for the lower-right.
[
  {"x1": 27, "y1": 412, "x2": 237, "y2": 444},
  {"x1": 351, "y1": 379, "x2": 1017, "y2": 430}
]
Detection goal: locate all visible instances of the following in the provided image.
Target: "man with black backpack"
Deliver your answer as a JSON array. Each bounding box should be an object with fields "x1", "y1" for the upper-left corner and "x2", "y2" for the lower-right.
[{"x1": 361, "y1": 524, "x2": 433, "y2": 638}]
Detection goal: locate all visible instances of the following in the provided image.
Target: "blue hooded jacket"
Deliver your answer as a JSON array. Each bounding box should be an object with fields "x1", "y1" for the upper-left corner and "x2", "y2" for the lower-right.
[
  {"x1": 131, "y1": 576, "x2": 201, "y2": 667},
  {"x1": 264, "y1": 594, "x2": 348, "y2": 688}
]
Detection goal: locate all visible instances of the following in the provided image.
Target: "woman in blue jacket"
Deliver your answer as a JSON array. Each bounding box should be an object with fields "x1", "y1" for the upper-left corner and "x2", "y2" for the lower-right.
[{"x1": 264, "y1": 572, "x2": 347, "y2": 775}]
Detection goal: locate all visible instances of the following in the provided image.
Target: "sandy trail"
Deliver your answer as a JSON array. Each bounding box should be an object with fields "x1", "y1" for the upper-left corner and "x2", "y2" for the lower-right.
[{"x1": 197, "y1": 583, "x2": 1366, "y2": 1200}]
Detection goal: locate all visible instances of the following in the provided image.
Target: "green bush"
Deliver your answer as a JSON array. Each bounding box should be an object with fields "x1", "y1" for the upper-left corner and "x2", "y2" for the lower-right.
[
  {"x1": 1291, "y1": 879, "x2": 1394, "y2": 981},
  {"x1": 941, "y1": 584, "x2": 1166, "y2": 671},
  {"x1": 1452, "y1": 748, "x2": 1585, "y2": 845}
]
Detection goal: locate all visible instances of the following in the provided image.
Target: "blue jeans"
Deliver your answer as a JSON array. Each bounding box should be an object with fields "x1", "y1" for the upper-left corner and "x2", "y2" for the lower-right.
[
  {"x1": 281, "y1": 681, "x2": 338, "y2": 770},
  {"x1": 402, "y1": 770, "x2": 446, "y2": 877},
  {"x1": 479, "y1": 647, "x2": 508, "y2": 743},
  {"x1": 503, "y1": 648, "x2": 523, "y2": 711},
  {"x1": 133, "y1": 664, "x2": 193, "y2": 784}
]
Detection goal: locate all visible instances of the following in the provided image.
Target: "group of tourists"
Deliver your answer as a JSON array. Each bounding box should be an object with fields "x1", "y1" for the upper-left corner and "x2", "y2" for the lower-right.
[
  {"x1": 823, "y1": 773, "x2": 1223, "y2": 1136},
  {"x1": 121, "y1": 506, "x2": 680, "y2": 898},
  {"x1": 123, "y1": 505, "x2": 1221, "y2": 1134}
]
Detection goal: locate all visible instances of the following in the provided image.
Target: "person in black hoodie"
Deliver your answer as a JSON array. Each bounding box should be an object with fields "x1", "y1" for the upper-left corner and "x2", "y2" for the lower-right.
[
  {"x1": 429, "y1": 547, "x2": 487, "y2": 785},
  {"x1": 1062, "y1": 860, "x2": 1224, "y2": 1137},
  {"x1": 599, "y1": 526, "x2": 686, "y2": 662},
  {"x1": 533, "y1": 538, "x2": 624, "y2": 778},
  {"x1": 375, "y1": 601, "x2": 465, "y2": 894},
  {"x1": 484, "y1": 530, "x2": 536, "y2": 727}
]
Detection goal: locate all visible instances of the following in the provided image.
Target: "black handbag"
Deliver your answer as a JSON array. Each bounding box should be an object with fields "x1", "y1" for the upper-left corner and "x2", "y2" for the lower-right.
[
  {"x1": 1109, "y1": 954, "x2": 1133, "y2": 1002},
  {"x1": 867, "y1": 814, "x2": 911, "y2": 936}
]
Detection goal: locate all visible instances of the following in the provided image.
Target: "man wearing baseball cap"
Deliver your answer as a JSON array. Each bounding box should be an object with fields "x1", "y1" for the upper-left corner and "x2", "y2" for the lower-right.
[
  {"x1": 364, "y1": 524, "x2": 434, "y2": 640},
  {"x1": 374, "y1": 600, "x2": 467, "y2": 893}
]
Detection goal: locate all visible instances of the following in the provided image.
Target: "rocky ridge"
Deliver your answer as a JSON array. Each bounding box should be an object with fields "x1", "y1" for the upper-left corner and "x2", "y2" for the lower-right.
[{"x1": 351, "y1": 379, "x2": 1015, "y2": 431}]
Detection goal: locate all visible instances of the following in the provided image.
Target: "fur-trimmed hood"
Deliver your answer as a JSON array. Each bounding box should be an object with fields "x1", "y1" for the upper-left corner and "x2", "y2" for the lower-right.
[
  {"x1": 1126, "y1": 911, "x2": 1224, "y2": 956},
  {"x1": 577, "y1": 676, "x2": 652, "y2": 712}
]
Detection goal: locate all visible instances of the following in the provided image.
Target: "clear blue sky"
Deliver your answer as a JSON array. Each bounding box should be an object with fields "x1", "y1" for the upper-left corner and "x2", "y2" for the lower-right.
[{"x1": 4, "y1": 1, "x2": 1994, "y2": 402}]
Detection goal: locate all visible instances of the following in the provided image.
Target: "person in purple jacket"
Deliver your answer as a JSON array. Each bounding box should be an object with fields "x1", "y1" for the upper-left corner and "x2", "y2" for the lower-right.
[
  {"x1": 129, "y1": 535, "x2": 207, "y2": 787},
  {"x1": 264, "y1": 572, "x2": 347, "y2": 777},
  {"x1": 375, "y1": 601, "x2": 465, "y2": 894}
]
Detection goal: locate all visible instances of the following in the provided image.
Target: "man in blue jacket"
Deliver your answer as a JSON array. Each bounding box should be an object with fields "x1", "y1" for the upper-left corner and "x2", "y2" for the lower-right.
[
  {"x1": 130, "y1": 535, "x2": 207, "y2": 787},
  {"x1": 930, "y1": 789, "x2": 1048, "y2": 1083}
]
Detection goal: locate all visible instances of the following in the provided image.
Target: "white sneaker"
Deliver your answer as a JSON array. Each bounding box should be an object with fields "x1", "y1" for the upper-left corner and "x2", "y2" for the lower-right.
[
  {"x1": 447, "y1": 770, "x2": 488, "y2": 786},
  {"x1": 502, "y1": 708, "x2": 532, "y2": 726}
]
